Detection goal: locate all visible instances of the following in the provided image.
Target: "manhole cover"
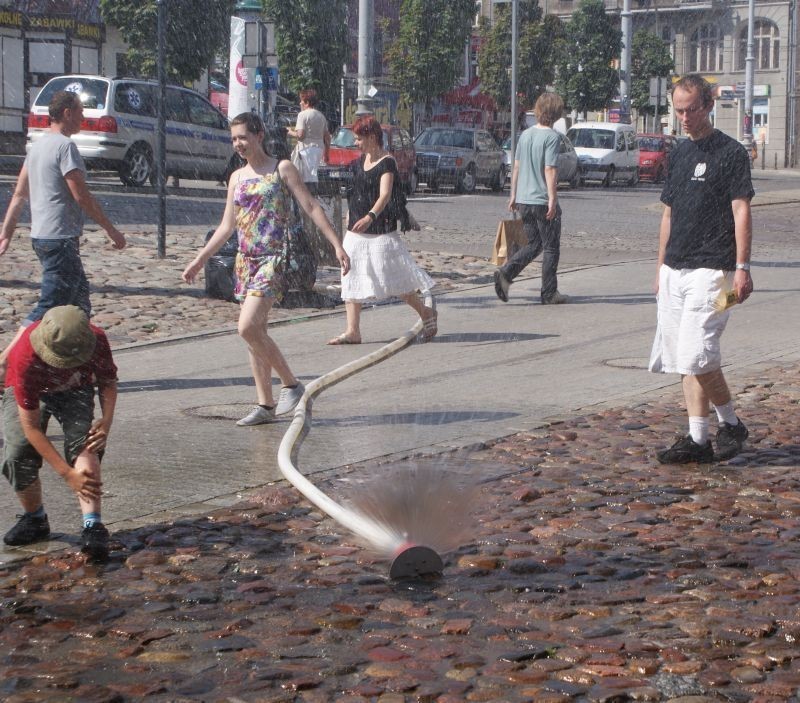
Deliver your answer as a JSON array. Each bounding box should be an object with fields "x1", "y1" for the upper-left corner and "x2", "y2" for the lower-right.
[
  {"x1": 184, "y1": 404, "x2": 252, "y2": 421},
  {"x1": 604, "y1": 357, "x2": 649, "y2": 370}
]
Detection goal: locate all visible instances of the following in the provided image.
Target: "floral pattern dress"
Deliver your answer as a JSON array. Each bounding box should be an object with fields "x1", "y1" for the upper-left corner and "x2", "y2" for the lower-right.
[{"x1": 233, "y1": 171, "x2": 292, "y2": 302}]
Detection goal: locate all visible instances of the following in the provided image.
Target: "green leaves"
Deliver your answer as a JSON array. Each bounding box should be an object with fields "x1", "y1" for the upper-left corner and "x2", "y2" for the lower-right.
[
  {"x1": 631, "y1": 30, "x2": 674, "y2": 115},
  {"x1": 100, "y1": 0, "x2": 234, "y2": 83}
]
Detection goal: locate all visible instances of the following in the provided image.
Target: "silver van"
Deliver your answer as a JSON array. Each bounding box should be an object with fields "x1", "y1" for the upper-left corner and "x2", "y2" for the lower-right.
[
  {"x1": 566, "y1": 122, "x2": 639, "y2": 187},
  {"x1": 27, "y1": 75, "x2": 230, "y2": 187}
]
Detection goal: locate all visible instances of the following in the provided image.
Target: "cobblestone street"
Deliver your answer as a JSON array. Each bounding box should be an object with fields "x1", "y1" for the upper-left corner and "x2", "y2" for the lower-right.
[{"x1": 1, "y1": 362, "x2": 799, "y2": 702}]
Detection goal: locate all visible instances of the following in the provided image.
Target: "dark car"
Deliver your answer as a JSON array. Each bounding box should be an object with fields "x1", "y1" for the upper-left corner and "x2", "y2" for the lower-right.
[
  {"x1": 414, "y1": 127, "x2": 505, "y2": 193},
  {"x1": 318, "y1": 124, "x2": 417, "y2": 194},
  {"x1": 637, "y1": 133, "x2": 677, "y2": 183},
  {"x1": 222, "y1": 125, "x2": 291, "y2": 185}
]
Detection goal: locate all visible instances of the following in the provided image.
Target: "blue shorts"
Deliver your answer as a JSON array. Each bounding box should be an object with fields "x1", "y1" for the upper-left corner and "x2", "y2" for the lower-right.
[{"x1": 25, "y1": 237, "x2": 91, "y2": 325}]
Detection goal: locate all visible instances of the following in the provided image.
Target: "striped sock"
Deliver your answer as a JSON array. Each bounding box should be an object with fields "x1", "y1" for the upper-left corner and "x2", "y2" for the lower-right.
[{"x1": 83, "y1": 512, "x2": 101, "y2": 529}]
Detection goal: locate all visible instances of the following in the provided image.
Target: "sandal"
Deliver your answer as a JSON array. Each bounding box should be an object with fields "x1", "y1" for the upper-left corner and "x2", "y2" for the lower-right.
[
  {"x1": 327, "y1": 333, "x2": 361, "y2": 345},
  {"x1": 421, "y1": 303, "x2": 438, "y2": 342}
]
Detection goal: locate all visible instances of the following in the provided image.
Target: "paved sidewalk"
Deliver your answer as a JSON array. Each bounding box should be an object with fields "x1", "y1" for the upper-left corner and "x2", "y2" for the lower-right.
[{"x1": 0, "y1": 361, "x2": 798, "y2": 702}]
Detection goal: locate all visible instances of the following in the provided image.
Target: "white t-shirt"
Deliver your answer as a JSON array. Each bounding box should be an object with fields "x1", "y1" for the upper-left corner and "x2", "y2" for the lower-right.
[{"x1": 295, "y1": 108, "x2": 327, "y2": 146}]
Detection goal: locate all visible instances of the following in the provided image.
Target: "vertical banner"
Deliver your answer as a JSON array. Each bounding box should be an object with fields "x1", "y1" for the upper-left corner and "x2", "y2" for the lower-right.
[{"x1": 228, "y1": 16, "x2": 250, "y2": 117}]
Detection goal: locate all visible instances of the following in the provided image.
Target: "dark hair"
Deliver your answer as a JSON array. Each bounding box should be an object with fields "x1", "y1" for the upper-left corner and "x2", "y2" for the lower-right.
[
  {"x1": 230, "y1": 111, "x2": 265, "y2": 135},
  {"x1": 49, "y1": 91, "x2": 80, "y2": 122},
  {"x1": 533, "y1": 92, "x2": 564, "y2": 127},
  {"x1": 352, "y1": 115, "x2": 383, "y2": 143},
  {"x1": 672, "y1": 74, "x2": 714, "y2": 108},
  {"x1": 299, "y1": 89, "x2": 318, "y2": 107}
]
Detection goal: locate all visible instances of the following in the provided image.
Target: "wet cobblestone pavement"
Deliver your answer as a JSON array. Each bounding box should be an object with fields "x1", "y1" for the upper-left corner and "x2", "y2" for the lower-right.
[
  {"x1": 0, "y1": 226, "x2": 491, "y2": 350},
  {"x1": 1, "y1": 362, "x2": 799, "y2": 702}
]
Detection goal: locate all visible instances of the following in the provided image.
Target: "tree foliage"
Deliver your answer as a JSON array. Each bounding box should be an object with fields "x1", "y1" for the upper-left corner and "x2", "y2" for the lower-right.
[
  {"x1": 555, "y1": 0, "x2": 620, "y2": 117},
  {"x1": 385, "y1": 0, "x2": 476, "y2": 119},
  {"x1": 631, "y1": 30, "x2": 674, "y2": 116},
  {"x1": 263, "y1": 0, "x2": 348, "y2": 115},
  {"x1": 99, "y1": 0, "x2": 234, "y2": 83},
  {"x1": 478, "y1": 4, "x2": 565, "y2": 112}
]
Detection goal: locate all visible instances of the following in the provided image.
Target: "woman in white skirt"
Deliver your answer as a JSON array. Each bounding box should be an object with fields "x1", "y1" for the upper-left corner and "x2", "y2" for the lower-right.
[{"x1": 327, "y1": 115, "x2": 437, "y2": 345}]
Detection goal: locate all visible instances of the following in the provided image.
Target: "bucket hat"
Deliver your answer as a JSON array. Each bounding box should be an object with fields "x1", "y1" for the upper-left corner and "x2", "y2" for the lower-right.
[{"x1": 30, "y1": 305, "x2": 96, "y2": 369}]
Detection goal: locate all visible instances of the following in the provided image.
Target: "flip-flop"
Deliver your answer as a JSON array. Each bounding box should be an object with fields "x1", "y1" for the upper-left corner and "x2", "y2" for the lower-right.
[{"x1": 327, "y1": 334, "x2": 361, "y2": 345}]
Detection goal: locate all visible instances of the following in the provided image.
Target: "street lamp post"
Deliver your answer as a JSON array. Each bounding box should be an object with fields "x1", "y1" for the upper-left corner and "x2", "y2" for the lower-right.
[
  {"x1": 743, "y1": 0, "x2": 755, "y2": 149},
  {"x1": 156, "y1": 0, "x2": 167, "y2": 259},
  {"x1": 510, "y1": 0, "x2": 518, "y2": 167}
]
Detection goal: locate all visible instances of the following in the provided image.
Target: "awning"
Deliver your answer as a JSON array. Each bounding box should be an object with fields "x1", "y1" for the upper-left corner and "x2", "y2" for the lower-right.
[{"x1": 443, "y1": 79, "x2": 496, "y2": 112}]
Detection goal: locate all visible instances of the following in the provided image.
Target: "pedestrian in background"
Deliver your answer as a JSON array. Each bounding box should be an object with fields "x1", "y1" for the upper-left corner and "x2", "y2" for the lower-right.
[
  {"x1": 649, "y1": 74, "x2": 754, "y2": 464},
  {"x1": 182, "y1": 112, "x2": 349, "y2": 426},
  {"x1": 494, "y1": 92, "x2": 568, "y2": 306},
  {"x1": 0, "y1": 90, "x2": 126, "y2": 377},
  {"x1": 287, "y1": 88, "x2": 330, "y2": 184},
  {"x1": 2, "y1": 306, "x2": 118, "y2": 562},
  {"x1": 328, "y1": 115, "x2": 436, "y2": 346}
]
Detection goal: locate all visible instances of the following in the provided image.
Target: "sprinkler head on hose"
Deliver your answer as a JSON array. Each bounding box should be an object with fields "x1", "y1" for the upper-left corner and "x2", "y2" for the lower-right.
[{"x1": 389, "y1": 543, "x2": 444, "y2": 580}]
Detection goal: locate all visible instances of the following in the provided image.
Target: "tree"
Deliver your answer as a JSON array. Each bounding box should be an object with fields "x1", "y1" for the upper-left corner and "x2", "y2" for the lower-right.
[
  {"x1": 385, "y1": 0, "x2": 476, "y2": 124},
  {"x1": 263, "y1": 0, "x2": 348, "y2": 116},
  {"x1": 631, "y1": 30, "x2": 674, "y2": 119},
  {"x1": 99, "y1": 0, "x2": 234, "y2": 83},
  {"x1": 478, "y1": 3, "x2": 564, "y2": 112},
  {"x1": 556, "y1": 0, "x2": 620, "y2": 118}
]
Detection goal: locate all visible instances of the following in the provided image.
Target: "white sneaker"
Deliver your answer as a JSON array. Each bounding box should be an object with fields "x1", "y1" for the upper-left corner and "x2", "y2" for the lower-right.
[
  {"x1": 275, "y1": 383, "x2": 305, "y2": 416},
  {"x1": 236, "y1": 405, "x2": 275, "y2": 426}
]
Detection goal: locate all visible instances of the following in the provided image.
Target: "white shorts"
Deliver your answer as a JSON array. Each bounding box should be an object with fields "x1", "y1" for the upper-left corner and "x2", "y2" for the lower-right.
[{"x1": 649, "y1": 265, "x2": 733, "y2": 376}]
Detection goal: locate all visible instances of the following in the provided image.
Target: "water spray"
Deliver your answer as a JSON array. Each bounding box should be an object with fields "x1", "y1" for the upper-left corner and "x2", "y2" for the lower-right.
[{"x1": 277, "y1": 292, "x2": 445, "y2": 579}]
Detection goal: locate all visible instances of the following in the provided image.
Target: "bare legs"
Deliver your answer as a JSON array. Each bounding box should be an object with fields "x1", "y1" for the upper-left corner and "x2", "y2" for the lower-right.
[
  {"x1": 682, "y1": 369, "x2": 731, "y2": 417},
  {"x1": 328, "y1": 293, "x2": 436, "y2": 345},
  {"x1": 238, "y1": 295, "x2": 297, "y2": 406}
]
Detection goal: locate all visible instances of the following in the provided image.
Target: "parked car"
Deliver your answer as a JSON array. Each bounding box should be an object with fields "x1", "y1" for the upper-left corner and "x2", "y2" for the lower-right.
[
  {"x1": 637, "y1": 133, "x2": 677, "y2": 183},
  {"x1": 222, "y1": 125, "x2": 291, "y2": 185},
  {"x1": 414, "y1": 127, "x2": 506, "y2": 193},
  {"x1": 501, "y1": 132, "x2": 582, "y2": 188},
  {"x1": 27, "y1": 75, "x2": 231, "y2": 187},
  {"x1": 566, "y1": 122, "x2": 639, "y2": 187},
  {"x1": 318, "y1": 124, "x2": 417, "y2": 194}
]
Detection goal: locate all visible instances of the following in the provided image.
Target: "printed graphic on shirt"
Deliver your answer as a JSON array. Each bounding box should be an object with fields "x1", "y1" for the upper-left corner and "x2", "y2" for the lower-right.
[{"x1": 692, "y1": 162, "x2": 706, "y2": 181}]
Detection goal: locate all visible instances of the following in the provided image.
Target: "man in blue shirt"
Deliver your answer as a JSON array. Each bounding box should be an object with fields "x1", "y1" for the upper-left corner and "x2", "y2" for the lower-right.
[{"x1": 494, "y1": 92, "x2": 567, "y2": 305}]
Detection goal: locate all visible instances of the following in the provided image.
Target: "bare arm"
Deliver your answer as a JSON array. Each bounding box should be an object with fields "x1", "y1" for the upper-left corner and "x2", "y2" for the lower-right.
[
  {"x1": 544, "y1": 165, "x2": 558, "y2": 220},
  {"x1": 508, "y1": 160, "x2": 520, "y2": 212},
  {"x1": 85, "y1": 378, "x2": 118, "y2": 453},
  {"x1": 18, "y1": 405, "x2": 101, "y2": 500},
  {"x1": 0, "y1": 165, "x2": 30, "y2": 255},
  {"x1": 654, "y1": 205, "x2": 672, "y2": 293},
  {"x1": 731, "y1": 197, "x2": 753, "y2": 303},
  {"x1": 350, "y1": 169, "x2": 393, "y2": 234},
  {"x1": 280, "y1": 160, "x2": 350, "y2": 274},
  {"x1": 64, "y1": 169, "x2": 126, "y2": 249},
  {"x1": 182, "y1": 175, "x2": 238, "y2": 283}
]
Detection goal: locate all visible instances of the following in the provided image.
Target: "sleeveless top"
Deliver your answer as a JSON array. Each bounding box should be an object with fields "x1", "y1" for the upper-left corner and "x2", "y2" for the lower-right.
[{"x1": 233, "y1": 165, "x2": 292, "y2": 258}]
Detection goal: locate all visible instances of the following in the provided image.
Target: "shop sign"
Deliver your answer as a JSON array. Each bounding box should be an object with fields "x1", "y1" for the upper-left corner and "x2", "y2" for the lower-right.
[{"x1": 0, "y1": 12, "x2": 103, "y2": 41}]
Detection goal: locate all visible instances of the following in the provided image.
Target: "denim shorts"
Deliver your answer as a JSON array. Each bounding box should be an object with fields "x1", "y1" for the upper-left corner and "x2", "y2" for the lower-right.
[
  {"x1": 2, "y1": 385, "x2": 96, "y2": 491},
  {"x1": 25, "y1": 237, "x2": 91, "y2": 324}
]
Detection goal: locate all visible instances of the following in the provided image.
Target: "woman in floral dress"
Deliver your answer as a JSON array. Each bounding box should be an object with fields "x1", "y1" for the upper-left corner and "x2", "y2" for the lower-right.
[{"x1": 183, "y1": 113, "x2": 349, "y2": 426}]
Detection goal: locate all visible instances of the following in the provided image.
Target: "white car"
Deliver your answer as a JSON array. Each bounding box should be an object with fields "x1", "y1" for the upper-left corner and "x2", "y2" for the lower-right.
[
  {"x1": 27, "y1": 75, "x2": 231, "y2": 187},
  {"x1": 501, "y1": 133, "x2": 581, "y2": 188}
]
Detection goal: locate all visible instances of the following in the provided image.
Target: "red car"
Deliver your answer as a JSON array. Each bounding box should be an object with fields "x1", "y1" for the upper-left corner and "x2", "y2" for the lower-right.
[
  {"x1": 637, "y1": 133, "x2": 677, "y2": 183},
  {"x1": 318, "y1": 124, "x2": 418, "y2": 194}
]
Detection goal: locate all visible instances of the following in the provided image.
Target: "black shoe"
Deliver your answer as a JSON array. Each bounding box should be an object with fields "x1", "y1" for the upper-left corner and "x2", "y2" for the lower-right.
[
  {"x1": 657, "y1": 435, "x2": 714, "y2": 464},
  {"x1": 494, "y1": 269, "x2": 510, "y2": 302},
  {"x1": 542, "y1": 291, "x2": 569, "y2": 305},
  {"x1": 4, "y1": 513, "x2": 51, "y2": 546},
  {"x1": 715, "y1": 420, "x2": 749, "y2": 461},
  {"x1": 81, "y1": 522, "x2": 109, "y2": 562}
]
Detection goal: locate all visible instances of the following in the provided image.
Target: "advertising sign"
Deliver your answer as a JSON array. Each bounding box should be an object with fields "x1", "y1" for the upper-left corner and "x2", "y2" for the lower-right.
[{"x1": 228, "y1": 16, "x2": 252, "y2": 117}]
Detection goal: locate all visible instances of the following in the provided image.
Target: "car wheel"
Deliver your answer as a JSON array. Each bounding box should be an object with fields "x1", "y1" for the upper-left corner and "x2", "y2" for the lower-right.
[
  {"x1": 569, "y1": 166, "x2": 583, "y2": 189},
  {"x1": 405, "y1": 170, "x2": 418, "y2": 195},
  {"x1": 628, "y1": 167, "x2": 639, "y2": 186},
  {"x1": 456, "y1": 164, "x2": 476, "y2": 194},
  {"x1": 602, "y1": 165, "x2": 615, "y2": 188},
  {"x1": 655, "y1": 166, "x2": 665, "y2": 184},
  {"x1": 429, "y1": 178, "x2": 439, "y2": 193},
  {"x1": 120, "y1": 144, "x2": 153, "y2": 187},
  {"x1": 489, "y1": 164, "x2": 506, "y2": 192}
]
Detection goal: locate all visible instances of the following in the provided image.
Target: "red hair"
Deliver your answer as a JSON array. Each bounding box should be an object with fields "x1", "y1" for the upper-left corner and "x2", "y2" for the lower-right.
[{"x1": 352, "y1": 115, "x2": 383, "y2": 143}]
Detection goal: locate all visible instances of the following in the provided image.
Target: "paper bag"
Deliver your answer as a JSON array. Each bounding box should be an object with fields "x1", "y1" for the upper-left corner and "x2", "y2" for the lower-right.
[{"x1": 490, "y1": 218, "x2": 525, "y2": 266}]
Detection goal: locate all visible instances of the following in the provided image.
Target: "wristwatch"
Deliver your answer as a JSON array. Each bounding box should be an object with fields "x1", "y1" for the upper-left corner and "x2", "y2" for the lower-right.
[{"x1": 735, "y1": 262, "x2": 750, "y2": 271}]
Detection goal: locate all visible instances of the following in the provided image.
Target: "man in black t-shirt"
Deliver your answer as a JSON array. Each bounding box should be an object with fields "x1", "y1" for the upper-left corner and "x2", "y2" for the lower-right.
[{"x1": 649, "y1": 74, "x2": 754, "y2": 464}]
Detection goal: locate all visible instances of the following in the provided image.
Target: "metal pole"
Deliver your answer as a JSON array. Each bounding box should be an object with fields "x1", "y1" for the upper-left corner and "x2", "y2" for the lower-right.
[
  {"x1": 620, "y1": 0, "x2": 632, "y2": 123},
  {"x1": 743, "y1": 0, "x2": 755, "y2": 148},
  {"x1": 356, "y1": 0, "x2": 373, "y2": 115},
  {"x1": 156, "y1": 0, "x2": 167, "y2": 259},
  {"x1": 510, "y1": 0, "x2": 517, "y2": 169}
]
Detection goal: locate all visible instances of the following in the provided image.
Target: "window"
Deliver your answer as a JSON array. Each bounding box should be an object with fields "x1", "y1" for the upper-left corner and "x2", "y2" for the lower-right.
[
  {"x1": 626, "y1": 131, "x2": 637, "y2": 151},
  {"x1": 737, "y1": 20, "x2": 780, "y2": 71},
  {"x1": 114, "y1": 83, "x2": 156, "y2": 117},
  {"x1": 661, "y1": 25, "x2": 676, "y2": 61},
  {"x1": 753, "y1": 97, "x2": 769, "y2": 143},
  {"x1": 185, "y1": 92, "x2": 221, "y2": 128},
  {"x1": 165, "y1": 88, "x2": 188, "y2": 122},
  {"x1": 690, "y1": 24, "x2": 723, "y2": 72}
]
